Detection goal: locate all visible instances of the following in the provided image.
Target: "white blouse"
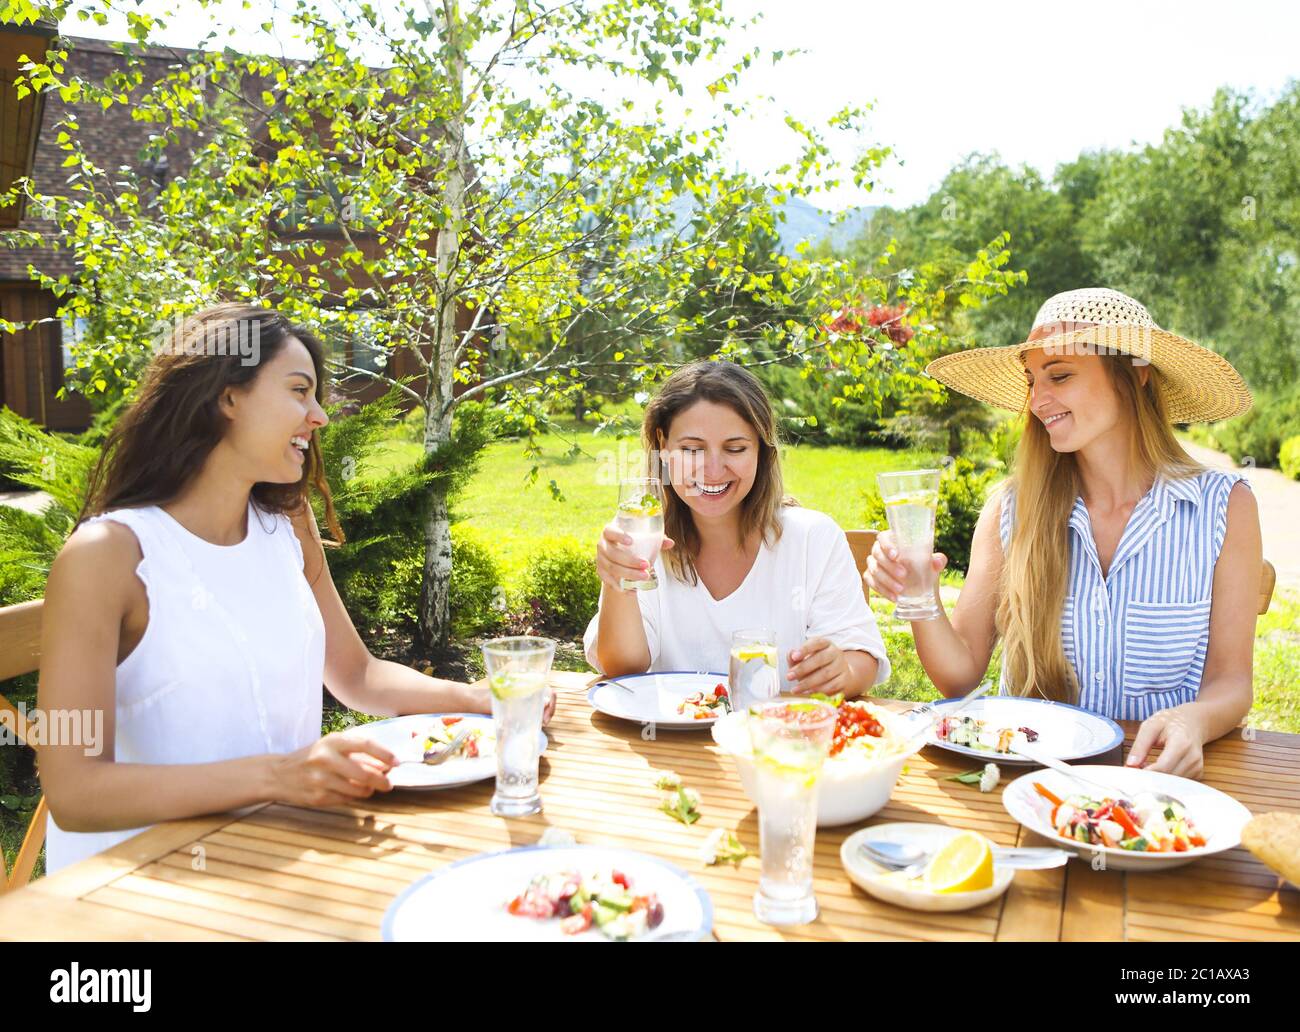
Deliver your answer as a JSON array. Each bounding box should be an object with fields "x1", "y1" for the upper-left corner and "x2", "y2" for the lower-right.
[
  {"x1": 584, "y1": 505, "x2": 891, "y2": 690},
  {"x1": 43, "y1": 501, "x2": 325, "y2": 874}
]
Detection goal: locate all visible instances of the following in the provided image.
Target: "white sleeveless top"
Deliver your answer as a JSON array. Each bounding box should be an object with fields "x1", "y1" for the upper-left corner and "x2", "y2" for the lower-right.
[{"x1": 44, "y1": 501, "x2": 326, "y2": 874}]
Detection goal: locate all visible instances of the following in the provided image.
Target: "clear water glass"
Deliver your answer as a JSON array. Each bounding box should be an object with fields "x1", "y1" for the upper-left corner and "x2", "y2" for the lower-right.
[
  {"x1": 876, "y1": 469, "x2": 943, "y2": 621},
  {"x1": 748, "y1": 699, "x2": 836, "y2": 926},
  {"x1": 481, "y1": 636, "x2": 555, "y2": 817},
  {"x1": 729, "y1": 628, "x2": 780, "y2": 712},
  {"x1": 615, "y1": 477, "x2": 665, "y2": 591}
]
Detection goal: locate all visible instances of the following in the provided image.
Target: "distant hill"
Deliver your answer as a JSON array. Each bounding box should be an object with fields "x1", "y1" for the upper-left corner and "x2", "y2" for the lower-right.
[
  {"x1": 776, "y1": 196, "x2": 876, "y2": 253},
  {"x1": 663, "y1": 193, "x2": 876, "y2": 254}
]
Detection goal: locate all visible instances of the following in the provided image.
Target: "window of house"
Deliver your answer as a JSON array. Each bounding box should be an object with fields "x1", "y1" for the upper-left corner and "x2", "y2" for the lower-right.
[
  {"x1": 59, "y1": 314, "x2": 90, "y2": 372},
  {"x1": 324, "y1": 310, "x2": 390, "y2": 375}
]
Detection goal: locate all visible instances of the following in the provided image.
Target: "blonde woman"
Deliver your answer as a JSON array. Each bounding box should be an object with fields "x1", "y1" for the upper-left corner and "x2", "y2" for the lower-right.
[
  {"x1": 584, "y1": 360, "x2": 891, "y2": 697},
  {"x1": 865, "y1": 288, "x2": 1261, "y2": 778}
]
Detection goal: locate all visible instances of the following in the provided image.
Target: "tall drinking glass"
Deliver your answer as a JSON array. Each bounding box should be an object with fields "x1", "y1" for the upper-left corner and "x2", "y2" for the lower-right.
[
  {"x1": 748, "y1": 699, "x2": 836, "y2": 926},
  {"x1": 729, "y1": 629, "x2": 780, "y2": 712},
  {"x1": 615, "y1": 478, "x2": 665, "y2": 591},
  {"x1": 876, "y1": 469, "x2": 943, "y2": 621},
  {"x1": 481, "y1": 636, "x2": 555, "y2": 817}
]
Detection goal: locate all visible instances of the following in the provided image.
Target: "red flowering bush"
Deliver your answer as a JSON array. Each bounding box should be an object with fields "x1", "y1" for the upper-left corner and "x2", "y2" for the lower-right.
[{"x1": 825, "y1": 303, "x2": 913, "y2": 346}]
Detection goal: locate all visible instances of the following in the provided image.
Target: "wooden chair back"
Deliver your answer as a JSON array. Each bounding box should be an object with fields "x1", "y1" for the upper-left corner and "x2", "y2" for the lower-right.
[
  {"x1": 0, "y1": 599, "x2": 45, "y2": 893},
  {"x1": 844, "y1": 529, "x2": 878, "y2": 605}
]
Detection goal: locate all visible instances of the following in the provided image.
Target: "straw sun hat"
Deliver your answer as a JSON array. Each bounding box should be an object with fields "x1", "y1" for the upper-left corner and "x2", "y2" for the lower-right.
[{"x1": 925, "y1": 287, "x2": 1252, "y2": 423}]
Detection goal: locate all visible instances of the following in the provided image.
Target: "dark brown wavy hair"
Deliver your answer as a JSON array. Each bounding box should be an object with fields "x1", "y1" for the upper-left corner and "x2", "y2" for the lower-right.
[
  {"x1": 79, "y1": 302, "x2": 342, "y2": 548},
  {"x1": 642, "y1": 360, "x2": 790, "y2": 585}
]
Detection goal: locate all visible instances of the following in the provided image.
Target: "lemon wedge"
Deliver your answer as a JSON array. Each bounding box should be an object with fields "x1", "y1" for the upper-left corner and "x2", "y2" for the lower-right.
[
  {"x1": 731, "y1": 646, "x2": 777, "y2": 666},
  {"x1": 924, "y1": 831, "x2": 994, "y2": 894},
  {"x1": 488, "y1": 671, "x2": 547, "y2": 700}
]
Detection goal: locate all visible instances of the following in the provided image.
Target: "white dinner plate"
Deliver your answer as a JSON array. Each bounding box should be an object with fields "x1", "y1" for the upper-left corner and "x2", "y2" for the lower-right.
[
  {"x1": 840, "y1": 823, "x2": 1015, "y2": 912},
  {"x1": 382, "y1": 845, "x2": 713, "y2": 941},
  {"x1": 1002, "y1": 765, "x2": 1253, "y2": 871},
  {"x1": 906, "y1": 696, "x2": 1124, "y2": 765},
  {"x1": 345, "y1": 714, "x2": 547, "y2": 790},
  {"x1": 587, "y1": 671, "x2": 731, "y2": 730}
]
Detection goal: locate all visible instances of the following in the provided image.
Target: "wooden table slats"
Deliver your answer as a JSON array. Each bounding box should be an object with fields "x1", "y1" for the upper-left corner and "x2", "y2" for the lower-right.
[{"x1": 3, "y1": 671, "x2": 1297, "y2": 941}]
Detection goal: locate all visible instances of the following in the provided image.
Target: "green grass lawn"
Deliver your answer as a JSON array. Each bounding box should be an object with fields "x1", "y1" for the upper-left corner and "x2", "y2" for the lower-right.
[{"x1": 367, "y1": 426, "x2": 942, "y2": 582}]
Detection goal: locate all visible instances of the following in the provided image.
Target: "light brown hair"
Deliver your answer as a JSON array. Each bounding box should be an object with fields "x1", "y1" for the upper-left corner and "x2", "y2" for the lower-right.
[{"x1": 996, "y1": 354, "x2": 1204, "y2": 700}]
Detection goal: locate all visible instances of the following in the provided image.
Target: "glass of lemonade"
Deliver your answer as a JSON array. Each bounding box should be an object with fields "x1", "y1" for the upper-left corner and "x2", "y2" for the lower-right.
[
  {"x1": 748, "y1": 699, "x2": 836, "y2": 926},
  {"x1": 729, "y1": 629, "x2": 780, "y2": 713},
  {"x1": 481, "y1": 636, "x2": 555, "y2": 817},
  {"x1": 876, "y1": 469, "x2": 943, "y2": 621},
  {"x1": 615, "y1": 478, "x2": 665, "y2": 591}
]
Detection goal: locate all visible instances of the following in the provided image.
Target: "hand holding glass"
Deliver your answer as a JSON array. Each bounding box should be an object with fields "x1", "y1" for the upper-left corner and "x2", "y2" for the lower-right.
[
  {"x1": 875, "y1": 469, "x2": 943, "y2": 621},
  {"x1": 615, "y1": 478, "x2": 665, "y2": 591}
]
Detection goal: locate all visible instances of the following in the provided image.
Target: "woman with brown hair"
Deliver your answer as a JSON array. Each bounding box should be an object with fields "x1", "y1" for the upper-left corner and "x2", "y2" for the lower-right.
[
  {"x1": 865, "y1": 288, "x2": 1262, "y2": 778},
  {"x1": 37, "y1": 303, "x2": 551, "y2": 873},
  {"x1": 584, "y1": 360, "x2": 891, "y2": 697}
]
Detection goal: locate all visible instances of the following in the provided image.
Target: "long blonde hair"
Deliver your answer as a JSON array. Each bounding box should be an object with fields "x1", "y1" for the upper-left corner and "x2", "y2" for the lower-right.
[
  {"x1": 641, "y1": 361, "x2": 788, "y2": 585},
  {"x1": 996, "y1": 354, "x2": 1204, "y2": 701}
]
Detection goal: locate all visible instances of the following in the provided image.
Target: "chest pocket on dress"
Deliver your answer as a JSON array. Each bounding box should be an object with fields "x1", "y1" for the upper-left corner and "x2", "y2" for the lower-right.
[{"x1": 1122, "y1": 597, "x2": 1212, "y2": 694}]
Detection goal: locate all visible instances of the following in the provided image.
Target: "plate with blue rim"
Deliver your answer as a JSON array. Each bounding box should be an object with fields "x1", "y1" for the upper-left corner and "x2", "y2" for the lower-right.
[
  {"x1": 587, "y1": 670, "x2": 731, "y2": 730},
  {"x1": 382, "y1": 845, "x2": 714, "y2": 941},
  {"x1": 905, "y1": 696, "x2": 1124, "y2": 765},
  {"x1": 343, "y1": 713, "x2": 547, "y2": 790}
]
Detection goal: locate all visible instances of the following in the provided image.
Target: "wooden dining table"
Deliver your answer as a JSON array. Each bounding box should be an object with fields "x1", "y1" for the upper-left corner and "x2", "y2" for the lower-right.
[{"x1": 2, "y1": 670, "x2": 1297, "y2": 941}]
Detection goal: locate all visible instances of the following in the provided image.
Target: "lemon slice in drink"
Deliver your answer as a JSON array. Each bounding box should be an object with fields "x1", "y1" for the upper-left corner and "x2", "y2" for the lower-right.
[
  {"x1": 924, "y1": 831, "x2": 994, "y2": 894},
  {"x1": 488, "y1": 671, "x2": 547, "y2": 700},
  {"x1": 731, "y1": 646, "x2": 777, "y2": 666}
]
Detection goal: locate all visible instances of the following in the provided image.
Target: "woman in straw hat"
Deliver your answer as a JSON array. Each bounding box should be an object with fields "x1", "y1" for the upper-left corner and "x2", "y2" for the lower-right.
[{"x1": 865, "y1": 288, "x2": 1261, "y2": 778}]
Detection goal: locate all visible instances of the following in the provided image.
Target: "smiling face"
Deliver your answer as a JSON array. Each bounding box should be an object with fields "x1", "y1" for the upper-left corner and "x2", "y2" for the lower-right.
[
  {"x1": 1021, "y1": 346, "x2": 1149, "y2": 454},
  {"x1": 219, "y1": 337, "x2": 329, "y2": 484},
  {"x1": 660, "y1": 399, "x2": 760, "y2": 520}
]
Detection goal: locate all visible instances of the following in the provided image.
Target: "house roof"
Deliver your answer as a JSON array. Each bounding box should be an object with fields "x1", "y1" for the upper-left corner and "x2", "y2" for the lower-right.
[{"x1": 0, "y1": 34, "x2": 275, "y2": 282}]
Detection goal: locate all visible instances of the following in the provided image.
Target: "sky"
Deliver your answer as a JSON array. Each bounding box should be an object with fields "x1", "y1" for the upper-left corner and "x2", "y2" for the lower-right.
[{"x1": 56, "y1": 0, "x2": 1300, "y2": 212}]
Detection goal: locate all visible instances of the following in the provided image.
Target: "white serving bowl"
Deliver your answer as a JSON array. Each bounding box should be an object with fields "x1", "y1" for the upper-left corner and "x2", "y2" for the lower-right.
[{"x1": 710, "y1": 703, "x2": 924, "y2": 827}]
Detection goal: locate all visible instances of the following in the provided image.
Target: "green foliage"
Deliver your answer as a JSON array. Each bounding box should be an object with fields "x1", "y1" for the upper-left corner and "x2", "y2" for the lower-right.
[
  {"x1": 448, "y1": 526, "x2": 507, "y2": 638},
  {"x1": 0, "y1": 408, "x2": 98, "y2": 607},
  {"x1": 1195, "y1": 385, "x2": 1300, "y2": 467},
  {"x1": 1280, "y1": 435, "x2": 1300, "y2": 482},
  {"x1": 520, "y1": 538, "x2": 602, "y2": 637},
  {"x1": 862, "y1": 459, "x2": 1001, "y2": 575}
]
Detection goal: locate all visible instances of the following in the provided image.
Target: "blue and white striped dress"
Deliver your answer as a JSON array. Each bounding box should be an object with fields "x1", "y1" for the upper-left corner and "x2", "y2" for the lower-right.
[{"x1": 997, "y1": 469, "x2": 1250, "y2": 721}]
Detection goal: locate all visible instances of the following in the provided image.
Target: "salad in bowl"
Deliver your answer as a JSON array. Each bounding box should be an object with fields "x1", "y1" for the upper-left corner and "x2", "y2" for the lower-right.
[{"x1": 711, "y1": 695, "x2": 922, "y2": 826}]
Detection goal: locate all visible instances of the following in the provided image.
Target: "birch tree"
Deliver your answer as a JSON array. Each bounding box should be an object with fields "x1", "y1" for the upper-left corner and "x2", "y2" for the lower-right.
[{"x1": 2, "y1": 0, "x2": 1023, "y2": 647}]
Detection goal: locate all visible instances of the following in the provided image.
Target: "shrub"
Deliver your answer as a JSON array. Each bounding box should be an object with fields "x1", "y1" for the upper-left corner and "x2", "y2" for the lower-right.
[
  {"x1": 1280, "y1": 435, "x2": 1300, "y2": 482},
  {"x1": 862, "y1": 458, "x2": 1000, "y2": 575},
  {"x1": 520, "y1": 537, "x2": 601, "y2": 636},
  {"x1": 1200, "y1": 385, "x2": 1300, "y2": 468},
  {"x1": 448, "y1": 526, "x2": 508, "y2": 638}
]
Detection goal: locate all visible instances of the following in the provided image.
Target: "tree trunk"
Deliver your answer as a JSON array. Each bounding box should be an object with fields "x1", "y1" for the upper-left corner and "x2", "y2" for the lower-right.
[
  {"x1": 417, "y1": 0, "x2": 467, "y2": 651},
  {"x1": 418, "y1": 393, "x2": 455, "y2": 649}
]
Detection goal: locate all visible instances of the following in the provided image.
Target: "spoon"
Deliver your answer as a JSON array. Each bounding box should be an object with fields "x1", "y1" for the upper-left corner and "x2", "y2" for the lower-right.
[{"x1": 860, "y1": 839, "x2": 1070, "y2": 874}]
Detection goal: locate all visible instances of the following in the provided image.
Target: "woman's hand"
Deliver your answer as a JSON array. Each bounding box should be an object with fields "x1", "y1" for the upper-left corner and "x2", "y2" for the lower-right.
[
  {"x1": 269, "y1": 732, "x2": 396, "y2": 807},
  {"x1": 595, "y1": 522, "x2": 673, "y2": 593},
  {"x1": 1127, "y1": 705, "x2": 1208, "y2": 779},
  {"x1": 864, "y1": 529, "x2": 947, "y2": 604},
  {"x1": 787, "y1": 637, "x2": 852, "y2": 696}
]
